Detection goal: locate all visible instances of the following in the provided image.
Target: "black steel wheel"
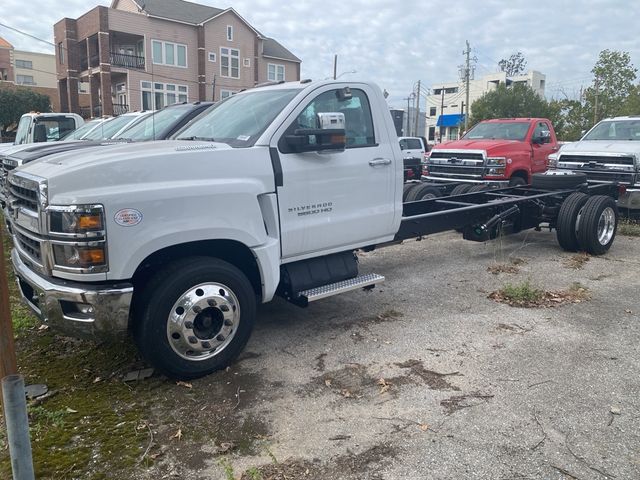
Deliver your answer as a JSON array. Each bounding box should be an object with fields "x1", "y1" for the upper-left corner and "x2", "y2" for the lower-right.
[
  {"x1": 450, "y1": 184, "x2": 473, "y2": 196},
  {"x1": 133, "y1": 257, "x2": 256, "y2": 379},
  {"x1": 556, "y1": 192, "x2": 589, "y2": 251},
  {"x1": 508, "y1": 176, "x2": 527, "y2": 187},
  {"x1": 577, "y1": 195, "x2": 618, "y2": 255},
  {"x1": 467, "y1": 184, "x2": 489, "y2": 193},
  {"x1": 531, "y1": 172, "x2": 587, "y2": 190},
  {"x1": 406, "y1": 184, "x2": 443, "y2": 201},
  {"x1": 403, "y1": 182, "x2": 421, "y2": 202}
]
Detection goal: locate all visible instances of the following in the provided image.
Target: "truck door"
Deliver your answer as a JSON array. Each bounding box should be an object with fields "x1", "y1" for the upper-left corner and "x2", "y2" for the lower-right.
[
  {"x1": 273, "y1": 85, "x2": 397, "y2": 260},
  {"x1": 531, "y1": 121, "x2": 556, "y2": 172}
]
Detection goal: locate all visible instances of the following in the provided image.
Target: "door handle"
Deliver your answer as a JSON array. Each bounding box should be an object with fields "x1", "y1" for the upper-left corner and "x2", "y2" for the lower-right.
[{"x1": 369, "y1": 158, "x2": 392, "y2": 166}]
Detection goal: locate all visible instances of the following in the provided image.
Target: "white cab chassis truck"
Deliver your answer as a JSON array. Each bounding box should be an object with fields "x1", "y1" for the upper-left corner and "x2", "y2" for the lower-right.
[{"x1": 6, "y1": 80, "x2": 622, "y2": 379}]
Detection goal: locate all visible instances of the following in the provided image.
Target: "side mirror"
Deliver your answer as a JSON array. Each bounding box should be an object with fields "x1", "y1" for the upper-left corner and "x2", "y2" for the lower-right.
[
  {"x1": 533, "y1": 130, "x2": 551, "y2": 144},
  {"x1": 285, "y1": 112, "x2": 346, "y2": 152}
]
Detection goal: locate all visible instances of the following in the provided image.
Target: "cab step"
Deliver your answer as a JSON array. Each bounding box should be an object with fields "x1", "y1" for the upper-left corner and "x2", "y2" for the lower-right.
[{"x1": 289, "y1": 273, "x2": 385, "y2": 307}]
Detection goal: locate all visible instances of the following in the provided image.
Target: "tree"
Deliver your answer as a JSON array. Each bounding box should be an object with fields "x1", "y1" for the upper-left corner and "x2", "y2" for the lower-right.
[
  {"x1": 469, "y1": 83, "x2": 555, "y2": 126},
  {"x1": 0, "y1": 87, "x2": 51, "y2": 138},
  {"x1": 498, "y1": 52, "x2": 527, "y2": 77},
  {"x1": 583, "y1": 49, "x2": 637, "y2": 122}
]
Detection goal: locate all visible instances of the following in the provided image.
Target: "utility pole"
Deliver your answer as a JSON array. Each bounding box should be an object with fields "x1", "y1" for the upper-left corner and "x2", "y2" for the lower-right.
[
  {"x1": 211, "y1": 74, "x2": 216, "y2": 102},
  {"x1": 439, "y1": 88, "x2": 445, "y2": 143},
  {"x1": 414, "y1": 80, "x2": 421, "y2": 137},
  {"x1": 464, "y1": 40, "x2": 471, "y2": 133},
  {"x1": 333, "y1": 54, "x2": 337, "y2": 80},
  {"x1": 593, "y1": 79, "x2": 599, "y2": 125},
  {"x1": 405, "y1": 96, "x2": 411, "y2": 136}
]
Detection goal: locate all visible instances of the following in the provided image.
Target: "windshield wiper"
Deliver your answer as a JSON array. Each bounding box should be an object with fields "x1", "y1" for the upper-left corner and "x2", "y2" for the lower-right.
[{"x1": 179, "y1": 136, "x2": 216, "y2": 142}]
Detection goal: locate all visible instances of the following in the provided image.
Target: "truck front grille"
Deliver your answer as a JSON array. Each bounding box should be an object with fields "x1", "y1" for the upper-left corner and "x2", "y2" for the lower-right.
[
  {"x1": 15, "y1": 230, "x2": 42, "y2": 263},
  {"x1": 430, "y1": 151, "x2": 484, "y2": 161},
  {"x1": 428, "y1": 165, "x2": 484, "y2": 177},
  {"x1": 559, "y1": 154, "x2": 635, "y2": 166},
  {"x1": 8, "y1": 182, "x2": 39, "y2": 211},
  {"x1": 556, "y1": 166, "x2": 636, "y2": 185}
]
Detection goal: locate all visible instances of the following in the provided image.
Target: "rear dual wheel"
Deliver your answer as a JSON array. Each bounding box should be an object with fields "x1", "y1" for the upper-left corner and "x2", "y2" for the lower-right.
[{"x1": 556, "y1": 194, "x2": 618, "y2": 255}]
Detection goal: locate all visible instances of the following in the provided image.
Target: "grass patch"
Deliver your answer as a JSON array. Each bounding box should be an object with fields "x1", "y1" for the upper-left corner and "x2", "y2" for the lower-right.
[
  {"x1": 618, "y1": 219, "x2": 640, "y2": 237},
  {"x1": 489, "y1": 281, "x2": 590, "y2": 308}
]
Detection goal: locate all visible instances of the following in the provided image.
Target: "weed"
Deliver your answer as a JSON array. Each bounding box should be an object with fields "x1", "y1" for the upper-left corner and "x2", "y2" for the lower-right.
[
  {"x1": 218, "y1": 457, "x2": 236, "y2": 480},
  {"x1": 499, "y1": 281, "x2": 544, "y2": 303},
  {"x1": 563, "y1": 252, "x2": 590, "y2": 269},
  {"x1": 618, "y1": 219, "x2": 640, "y2": 237},
  {"x1": 246, "y1": 467, "x2": 263, "y2": 480}
]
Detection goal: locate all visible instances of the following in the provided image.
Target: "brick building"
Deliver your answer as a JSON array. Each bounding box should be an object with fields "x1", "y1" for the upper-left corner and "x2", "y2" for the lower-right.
[{"x1": 54, "y1": 0, "x2": 301, "y2": 117}]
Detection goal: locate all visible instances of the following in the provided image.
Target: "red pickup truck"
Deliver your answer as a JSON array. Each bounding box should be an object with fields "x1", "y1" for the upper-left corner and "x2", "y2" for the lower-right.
[{"x1": 423, "y1": 118, "x2": 559, "y2": 187}]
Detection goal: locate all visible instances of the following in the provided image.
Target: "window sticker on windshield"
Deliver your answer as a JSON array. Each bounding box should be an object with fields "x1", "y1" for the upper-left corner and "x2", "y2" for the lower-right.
[{"x1": 237, "y1": 135, "x2": 250, "y2": 141}]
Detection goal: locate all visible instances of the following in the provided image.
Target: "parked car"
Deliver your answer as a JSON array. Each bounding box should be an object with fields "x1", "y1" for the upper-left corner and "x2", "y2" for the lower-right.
[{"x1": 82, "y1": 111, "x2": 152, "y2": 141}]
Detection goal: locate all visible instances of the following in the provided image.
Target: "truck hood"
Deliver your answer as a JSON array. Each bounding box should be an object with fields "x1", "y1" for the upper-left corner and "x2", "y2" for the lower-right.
[
  {"x1": 9, "y1": 140, "x2": 115, "y2": 163},
  {"x1": 433, "y1": 139, "x2": 523, "y2": 153},
  {"x1": 559, "y1": 140, "x2": 640, "y2": 155},
  {"x1": 15, "y1": 140, "x2": 240, "y2": 203}
]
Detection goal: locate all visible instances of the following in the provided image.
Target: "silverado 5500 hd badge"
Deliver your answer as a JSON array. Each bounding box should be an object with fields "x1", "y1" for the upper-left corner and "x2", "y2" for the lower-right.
[{"x1": 288, "y1": 202, "x2": 333, "y2": 217}]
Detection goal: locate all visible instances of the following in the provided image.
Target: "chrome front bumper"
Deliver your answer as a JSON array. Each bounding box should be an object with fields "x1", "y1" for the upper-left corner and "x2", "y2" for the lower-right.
[
  {"x1": 11, "y1": 248, "x2": 133, "y2": 339},
  {"x1": 421, "y1": 175, "x2": 509, "y2": 187}
]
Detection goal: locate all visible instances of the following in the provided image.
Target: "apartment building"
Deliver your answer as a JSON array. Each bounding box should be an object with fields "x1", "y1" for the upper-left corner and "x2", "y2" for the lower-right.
[
  {"x1": 54, "y1": 0, "x2": 301, "y2": 117},
  {"x1": 0, "y1": 35, "x2": 79, "y2": 111},
  {"x1": 425, "y1": 70, "x2": 546, "y2": 142}
]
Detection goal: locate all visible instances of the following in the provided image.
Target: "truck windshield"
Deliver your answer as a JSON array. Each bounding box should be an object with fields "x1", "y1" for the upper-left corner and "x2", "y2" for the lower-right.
[
  {"x1": 176, "y1": 89, "x2": 300, "y2": 147},
  {"x1": 116, "y1": 104, "x2": 197, "y2": 141},
  {"x1": 463, "y1": 122, "x2": 530, "y2": 141},
  {"x1": 582, "y1": 120, "x2": 640, "y2": 141},
  {"x1": 61, "y1": 118, "x2": 102, "y2": 141},
  {"x1": 84, "y1": 114, "x2": 141, "y2": 140}
]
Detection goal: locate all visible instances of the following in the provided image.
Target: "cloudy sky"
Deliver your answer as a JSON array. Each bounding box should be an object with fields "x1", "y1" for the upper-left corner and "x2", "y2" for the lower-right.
[{"x1": 1, "y1": 0, "x2": 638, "y2": 108}]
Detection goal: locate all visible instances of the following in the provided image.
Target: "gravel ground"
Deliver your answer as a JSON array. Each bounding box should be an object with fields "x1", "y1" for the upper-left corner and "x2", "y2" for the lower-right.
[{"x1": 165, "y1": 229, "x2": 640, "y2": 480}]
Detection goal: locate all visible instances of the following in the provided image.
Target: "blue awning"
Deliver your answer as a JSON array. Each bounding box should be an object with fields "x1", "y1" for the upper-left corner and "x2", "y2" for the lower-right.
[{"x1": 436, "y1": 114, "x2": 465, "y2": 127}]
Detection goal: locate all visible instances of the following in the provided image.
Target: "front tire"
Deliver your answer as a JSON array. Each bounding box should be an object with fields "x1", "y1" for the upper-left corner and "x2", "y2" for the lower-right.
[
  {"x1": 406, "y1": 184, "x2": 442, "y2": 201},
  {"x1": 133, "y1": 257, "x2": 256, "y2": 380}
]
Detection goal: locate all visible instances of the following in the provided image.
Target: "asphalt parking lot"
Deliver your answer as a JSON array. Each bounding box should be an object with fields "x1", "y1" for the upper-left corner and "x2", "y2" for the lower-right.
[{"x1": 145, "y1": 228, "x2": 640, "y2": 479}]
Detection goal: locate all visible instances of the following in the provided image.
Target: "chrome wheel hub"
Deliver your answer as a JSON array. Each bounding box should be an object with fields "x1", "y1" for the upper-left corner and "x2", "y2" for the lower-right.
[
  {"x1": 167, "y1": 282, "x2": 240, "y2": 361},
  {"x1": 597, "y1": 207, "x2": 616, "y2": 245}
]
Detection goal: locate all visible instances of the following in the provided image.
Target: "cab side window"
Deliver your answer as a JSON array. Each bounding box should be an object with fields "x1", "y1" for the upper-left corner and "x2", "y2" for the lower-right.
[
  {"x1": 533, "y1": 121, "x2": 551, "y2": 143},
  {"x1": 287, "y1": 88, "x2": 376, "y2": 148}
]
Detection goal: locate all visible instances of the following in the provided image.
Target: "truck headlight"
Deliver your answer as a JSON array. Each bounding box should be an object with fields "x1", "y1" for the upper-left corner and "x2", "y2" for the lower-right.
[
  {"x1": 49, "y1": 205, "x2": 105, "y2": 236},
  {"x1": 487, "y1": 157, "x2": 506, "y2": 166},
  {"x1": 548, "y1": 153, "x2": 559, "y2": 168},
  {"x1": 486, "y1": 167, "x2": 505, "y2": 175},
  {"x1": 52, "y1": 243, "x2": 107, "y2": 270}
]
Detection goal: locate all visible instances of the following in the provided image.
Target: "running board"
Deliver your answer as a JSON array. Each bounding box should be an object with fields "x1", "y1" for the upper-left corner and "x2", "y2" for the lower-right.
[{"x1": 289, "y1": 273, "x2": 385, "y2": 307}]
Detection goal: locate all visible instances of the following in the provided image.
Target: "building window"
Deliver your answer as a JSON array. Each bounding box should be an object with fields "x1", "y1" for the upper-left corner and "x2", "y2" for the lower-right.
[
  {"x1": 429, "y1": 107, "x2": 436, "y2": 116},
  {"x1": 428, "y1": 126, "x2": 435, "y2": 141},
  {"x1": 15, "y1": 59, "x2": 33, "y2": 69},
  {"x1": 267, "y1": 63, "x2": 285, "y2": 82},
  {"x1": 220, "y1": 47, "x2": 239, "y2": 78},
  {"x1": 243, "y1": 58, "x2": 250, "y2": 67},
  {"x1": 58, "y1": 42, "x2": 64, "y2": 64},
  {"x1": 151, "y1": 40, "x2": 187, "y2": 67},
  {"x1": 16, "y1": 75, "x2": 35, "y2": 85},
  {"x1": 208, "y1": 52, "x2": 216, "y2": 62},
  {"x1": 226, "y1": 26, "x2": 233, "y2": 41},
  {"x1": 220, "y1": 89, "x2": 236, "y2": 100},
  {"x1": 141, "y1": 81, "x2": 188, "y2": 109}
]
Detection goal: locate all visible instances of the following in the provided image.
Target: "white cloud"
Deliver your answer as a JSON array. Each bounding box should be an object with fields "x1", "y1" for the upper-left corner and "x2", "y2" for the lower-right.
[{"x1": 1, "y1": 0, "x2": 639, "y2": 107}]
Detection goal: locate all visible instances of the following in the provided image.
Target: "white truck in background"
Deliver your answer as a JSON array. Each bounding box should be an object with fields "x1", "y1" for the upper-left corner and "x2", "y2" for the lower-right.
[
  {"x1": 549, "y1": 116, "x2": 640, "y2": 211},
  {"x1": 0, "y1": 112, "x2": 84, "y2": 155},
  {"x1": 6, "y1": 80, "x2": 622, "y2": 380}
]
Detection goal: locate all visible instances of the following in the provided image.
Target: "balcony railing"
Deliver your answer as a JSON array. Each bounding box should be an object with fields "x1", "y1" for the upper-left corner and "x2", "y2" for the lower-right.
[
  {"x1": 113, "y1": 103, "x2": 129, "y2": 116},
  {"x1": 110, "y1": 52, "x2": 145, "y2": 70}
]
